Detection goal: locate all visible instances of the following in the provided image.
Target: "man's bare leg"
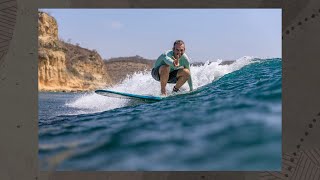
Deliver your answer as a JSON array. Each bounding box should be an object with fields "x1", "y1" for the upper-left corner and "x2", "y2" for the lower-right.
[
  {"x1": 175, "y1": 68, "x2": 190, "y2": 89},
  {"x1": 159, "y1": 65, "x2": 170, "y2": 95}
]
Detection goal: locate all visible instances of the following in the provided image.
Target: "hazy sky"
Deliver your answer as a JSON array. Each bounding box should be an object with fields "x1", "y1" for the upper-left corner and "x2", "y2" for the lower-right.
[{"x1": 40, "y1": 9, "x2": 281, "y2": 62}]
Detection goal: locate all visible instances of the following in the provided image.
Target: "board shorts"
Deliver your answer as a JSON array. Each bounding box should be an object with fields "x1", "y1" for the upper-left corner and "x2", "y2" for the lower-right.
[{"x1": 151, "y1": 66, "x2": 179, "y2": 83}]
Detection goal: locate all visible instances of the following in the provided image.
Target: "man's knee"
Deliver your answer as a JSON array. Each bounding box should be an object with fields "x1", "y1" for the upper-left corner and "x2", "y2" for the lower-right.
[
  {"x1": 183, "y1": 68, "x2": 190, "y2": 76},
  {"x1": 178, "y1": 68, "x2": 190, "y2": 77},
  {"x1": 159, "y1": 65, "x2": 170, "y2": 75}
]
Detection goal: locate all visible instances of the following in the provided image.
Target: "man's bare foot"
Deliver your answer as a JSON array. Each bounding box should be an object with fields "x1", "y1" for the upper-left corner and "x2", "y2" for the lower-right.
[{"x1": 161, "y1": 89, "x2": 167, "y2": 96}]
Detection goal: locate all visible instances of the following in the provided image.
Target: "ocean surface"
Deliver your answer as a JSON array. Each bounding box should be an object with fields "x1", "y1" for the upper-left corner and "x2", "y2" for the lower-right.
[{"x1": 39, "y1": 57, "x2": 282, "y2": 170}]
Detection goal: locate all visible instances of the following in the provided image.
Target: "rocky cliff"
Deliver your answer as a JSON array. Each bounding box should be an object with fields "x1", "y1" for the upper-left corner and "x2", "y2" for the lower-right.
[{"x1": 38, "y1": 12, "x2": 112, "y2": 92}]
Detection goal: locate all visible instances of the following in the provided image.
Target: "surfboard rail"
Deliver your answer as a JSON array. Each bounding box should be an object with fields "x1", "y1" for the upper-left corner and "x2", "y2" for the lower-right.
[{"x1": 95, "y1": 89, "x2": 164, "y2": 101}]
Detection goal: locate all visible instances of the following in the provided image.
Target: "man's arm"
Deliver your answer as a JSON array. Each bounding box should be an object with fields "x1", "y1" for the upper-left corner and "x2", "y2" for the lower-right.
[
  {"x1": 184, "y1": 56, "x2": 193, "y2": 91},
  {"x1": 163, "y1": 51, "x2": 175, "y2": 67}
]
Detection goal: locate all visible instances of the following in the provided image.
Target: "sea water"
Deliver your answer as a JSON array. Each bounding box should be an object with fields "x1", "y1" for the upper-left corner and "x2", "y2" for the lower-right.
[{"x1": 39, "y1": 56, "x2": 282, "y2": 170}]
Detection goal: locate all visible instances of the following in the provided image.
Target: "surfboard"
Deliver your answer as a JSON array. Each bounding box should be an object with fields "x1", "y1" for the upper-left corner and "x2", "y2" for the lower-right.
[{"x1": 95, "y1": 89, "x2": 164, "y2": 102}]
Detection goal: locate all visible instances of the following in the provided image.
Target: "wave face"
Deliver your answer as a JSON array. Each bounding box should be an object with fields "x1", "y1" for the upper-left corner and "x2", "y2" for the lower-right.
[{"x1": 39, "y1": 57, "x2": 282, "y2": 170}]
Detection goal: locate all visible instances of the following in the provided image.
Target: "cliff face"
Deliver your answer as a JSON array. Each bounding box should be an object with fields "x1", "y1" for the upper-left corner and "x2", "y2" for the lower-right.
[{"x1": 38, "y1": 12, "x2": 112, "y2": 92}]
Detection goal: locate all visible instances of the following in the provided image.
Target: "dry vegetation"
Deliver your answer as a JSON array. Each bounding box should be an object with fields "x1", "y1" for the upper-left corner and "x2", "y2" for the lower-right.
[{"x1": 104, "y1": 56, "x2": 155, "y2": 83}]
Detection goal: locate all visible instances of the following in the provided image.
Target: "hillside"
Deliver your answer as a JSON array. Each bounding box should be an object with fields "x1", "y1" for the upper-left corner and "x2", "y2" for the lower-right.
[{"x1": 104, "y1": 56, "x2": 155, "y2": 83}]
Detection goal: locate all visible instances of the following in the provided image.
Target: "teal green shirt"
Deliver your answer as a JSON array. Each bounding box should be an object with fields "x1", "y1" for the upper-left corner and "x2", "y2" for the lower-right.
[{"x1": 153, "y1": 50, "x2": 193, "y2": 91}]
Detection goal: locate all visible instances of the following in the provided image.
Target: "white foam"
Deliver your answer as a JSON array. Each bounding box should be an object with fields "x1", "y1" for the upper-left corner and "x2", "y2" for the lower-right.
[
  {"x1": 65, "y1": 92, "x2": 129, "y2": 113},
  {"x1": 191, "y1": 56, "x2": 255, "y2": 88},
  {"x1": 66, "y1": 56, "x2": 257, "y2": 113}
]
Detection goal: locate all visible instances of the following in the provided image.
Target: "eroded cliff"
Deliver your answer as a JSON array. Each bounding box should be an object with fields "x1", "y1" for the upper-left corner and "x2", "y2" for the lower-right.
[{"x1": 38, "y1": 12, "x2": 112, "y2": 92}]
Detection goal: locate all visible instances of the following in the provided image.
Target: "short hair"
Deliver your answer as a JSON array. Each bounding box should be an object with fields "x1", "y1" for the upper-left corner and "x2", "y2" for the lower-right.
[{"x1": 173, "y1": 40, "x2": 185, "y2": 47}]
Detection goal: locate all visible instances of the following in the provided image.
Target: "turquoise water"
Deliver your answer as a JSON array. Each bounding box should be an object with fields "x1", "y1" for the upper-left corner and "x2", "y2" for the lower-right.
[{"x1": 39, "y1": 58, "x2": 282, "y2": 170}]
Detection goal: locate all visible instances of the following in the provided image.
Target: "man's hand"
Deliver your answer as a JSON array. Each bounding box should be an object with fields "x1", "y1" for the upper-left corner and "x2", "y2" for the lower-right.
[{"x1": 172, "y1": 56, "x2": 180, "y2": 67}]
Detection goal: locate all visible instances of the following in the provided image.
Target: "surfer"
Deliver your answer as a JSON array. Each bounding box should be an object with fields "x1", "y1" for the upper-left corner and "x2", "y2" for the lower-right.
[{"x1": 151, "y1": 40, "x2": 193, "y2": 96}]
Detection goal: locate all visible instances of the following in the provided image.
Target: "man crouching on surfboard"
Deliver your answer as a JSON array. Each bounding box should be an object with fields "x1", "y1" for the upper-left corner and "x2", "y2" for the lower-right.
[{"x1": 151, "y1": 40, "x2": 193, "y2": 96}]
